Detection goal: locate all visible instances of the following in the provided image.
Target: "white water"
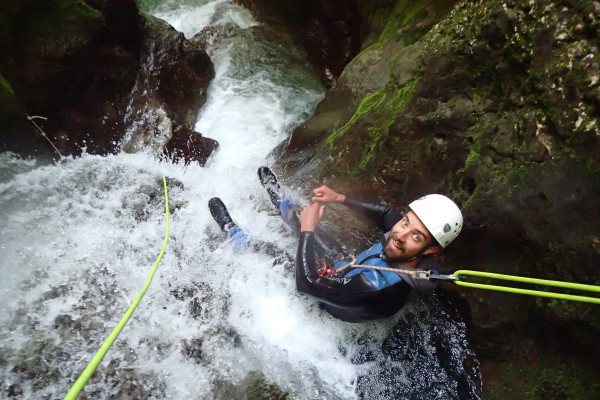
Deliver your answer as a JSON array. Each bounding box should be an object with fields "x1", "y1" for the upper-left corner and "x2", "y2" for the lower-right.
[{"x1": 0, "y1": 1, "x2": 480, "y2": 399}]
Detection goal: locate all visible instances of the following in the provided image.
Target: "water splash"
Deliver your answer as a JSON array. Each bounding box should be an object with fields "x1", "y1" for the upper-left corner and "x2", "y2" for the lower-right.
[{"x1": 0, "y1": 1, "x2": 481, "y2": 399}]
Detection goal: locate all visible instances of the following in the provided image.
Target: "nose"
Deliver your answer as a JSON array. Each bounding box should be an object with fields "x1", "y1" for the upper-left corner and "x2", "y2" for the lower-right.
[{"x1": 396, "y1": 229, "x2": 409, "y2": 241}]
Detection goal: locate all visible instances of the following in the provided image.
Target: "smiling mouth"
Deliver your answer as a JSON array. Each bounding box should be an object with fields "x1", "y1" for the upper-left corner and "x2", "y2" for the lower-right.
[{"x1": 391, "y1": 237, "x2": 405, "y2": 252}]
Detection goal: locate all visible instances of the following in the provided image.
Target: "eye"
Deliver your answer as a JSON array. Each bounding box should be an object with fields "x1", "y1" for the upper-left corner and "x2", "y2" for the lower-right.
[
  {"x1": 401, "y1": 218, "x2": 408, "y2": 226},
  {"x1": 412, "y1": 234, "x2": 422, "y2": 242}
]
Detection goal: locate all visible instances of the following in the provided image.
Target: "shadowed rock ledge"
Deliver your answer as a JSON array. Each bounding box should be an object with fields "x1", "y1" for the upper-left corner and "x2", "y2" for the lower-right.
[{"x1": 0, "y1": 0, "x2": 217, "y2": 165}]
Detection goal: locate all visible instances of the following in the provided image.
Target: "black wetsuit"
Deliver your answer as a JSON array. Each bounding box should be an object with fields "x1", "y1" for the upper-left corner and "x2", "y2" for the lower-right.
[{"x1": 295, "y1": 197, "x2": 438, "y2": 323}]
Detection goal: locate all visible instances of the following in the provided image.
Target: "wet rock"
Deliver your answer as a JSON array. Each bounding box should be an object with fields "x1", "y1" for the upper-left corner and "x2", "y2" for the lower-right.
[
  {"x1": 190, "y1": 283, "x2": 215, "y2": 320},
  {"x1": 179, "y1": 338, "x2": 204, "y2": 364},
  {"x1": 42, "y1": 284, "x2": 71, "y2": 301},
  {"x1": 189, "y1": 297, "x2": 204, "y2": 320},
  {"x1": 0, "y1": 0, "x2": 216, "y2": 165},
  {"x1": 161, "y1": 125, "x2": 218, "y2": 166},
  {"x1": 356, "y1": 296, "x2": 481, "y2": 399},
  {"x1": 234, "y1": 0, "x2": 363, "y2": 87},
  {"x1": 120, "y1": 14, "x2": 215, "y2": 164},
  {"x1": 121, "y1": 176, "x2": 185, "y2": 221},
  {"x1": 210, "y1": 371, "x2": 290, "y2": 400},
  {"x1": 270, "y1": 0, "x2": 600, "y2": 396},
  {"x1": 170, "y1": 285, "x2": 198, "y2": 301},
  {"x1": 283, "y1": 86, "x2": 355, "y2": 153},
  {"x1": 53, "y1": 314, "x2": 82, "y2": 336},
  {"x1": 7, "y1": 384, "x2": 23, "y2": 397},
  {"x1": 0, "y1": 0, "x2": 142, "y2": 157},
  {"x1": 168, "y1": 282, "x2": 214, "y2": 320},
  {"x1": 192, "y1": 24, "x2": 238, "y2": 49}
]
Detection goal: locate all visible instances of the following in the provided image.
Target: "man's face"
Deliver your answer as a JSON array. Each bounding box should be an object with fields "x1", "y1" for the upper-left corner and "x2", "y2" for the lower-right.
[{"x1": 384, "y1": 211, "x2": 437, "y2": 261}]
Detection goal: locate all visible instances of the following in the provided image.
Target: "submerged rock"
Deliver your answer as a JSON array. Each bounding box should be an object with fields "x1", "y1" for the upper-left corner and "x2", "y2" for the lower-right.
[
  {"x1": 161, "y1": 125, "x2": 218, "y2": 166},
  {"x1": 209, "y1": 371, "x2": 290, "y2": 400}
]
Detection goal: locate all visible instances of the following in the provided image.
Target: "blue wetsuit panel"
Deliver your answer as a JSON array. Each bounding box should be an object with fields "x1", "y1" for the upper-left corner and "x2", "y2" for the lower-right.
[
  {"x1": 278, "y1": 197, "x2": 294, "y2": 222},
  {"x1": 335, "y1": 242, "x2": 403, "y2": 290},
  {"x1": 228, "y1": 227, "x2": 250, "y2": 249}
]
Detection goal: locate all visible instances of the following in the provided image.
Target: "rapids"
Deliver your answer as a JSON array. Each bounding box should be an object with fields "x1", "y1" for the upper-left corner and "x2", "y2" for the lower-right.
[{"x1": 0, "y1": 1, "x2": 481, "y2": 399}]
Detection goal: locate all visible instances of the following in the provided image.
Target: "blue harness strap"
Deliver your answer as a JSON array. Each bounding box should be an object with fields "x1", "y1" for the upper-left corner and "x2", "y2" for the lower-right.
[{"x1": 335, "y1": 242, "x2": 402, "y2": 290}]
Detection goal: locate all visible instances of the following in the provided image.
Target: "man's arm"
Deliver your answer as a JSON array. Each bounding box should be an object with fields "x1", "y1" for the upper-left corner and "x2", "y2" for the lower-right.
[{"x1": 312, "y1": 185, "x2": 402, "y2": 232}]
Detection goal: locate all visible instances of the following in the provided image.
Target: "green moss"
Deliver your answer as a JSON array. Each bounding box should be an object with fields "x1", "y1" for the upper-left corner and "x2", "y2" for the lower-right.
[
  {"x1": 323, "y1": 75, "x2": 419, "y2": 175},
  {"x1": 460, "y1": 185, "x2": 478, "y2": 210},
  {"x1": 358, "y1": 126, "x2": 384, "y2": 169},
  {"x1": 464, "y1": 149, "x2": 480, "y2": 169},
  {"x1": 357, "y1": 77, "x2": 418, "y2": 169},
  {"x1": 24, "y1": 0, "x2": 104, "y2": 54},
  {"x1": 325, "y1": 90, "x2": 387, "y2": 148},
  {"x1": 463, "y1": 121, "x2": 488, "y2": 169},
  {"x1": 484, "y1": 355, "x2": 600, "y2": 400},
  {"x1": 357, "y1": 0, "x2": 431, "y2": 57},
  {"x1": 0, "y1": 71, "x2": 17, "y2": 121},
  {"x1": 585, "y1": 159, "x2": 597, "y2": 174},
  {"x1": 0, "y1": 72, "x2": 14, "y2": 95},
  {"x1": 468, "y1": 122, "x2": 487, "y2": 141}
]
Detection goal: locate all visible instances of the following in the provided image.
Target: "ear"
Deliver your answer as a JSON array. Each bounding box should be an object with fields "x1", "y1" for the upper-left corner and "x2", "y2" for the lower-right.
[{"x1": 422, "y1": 245, "x2": 440, "y2": 256}]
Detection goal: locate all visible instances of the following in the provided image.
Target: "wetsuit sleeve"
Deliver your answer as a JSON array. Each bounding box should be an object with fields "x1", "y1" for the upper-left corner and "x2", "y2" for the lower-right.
[
  {"x1": 296, "y1": 231, "x2": 321, "y2": 284},
  {"x1": 342, "y1": 195, "x2": 403, "y2": 231}
]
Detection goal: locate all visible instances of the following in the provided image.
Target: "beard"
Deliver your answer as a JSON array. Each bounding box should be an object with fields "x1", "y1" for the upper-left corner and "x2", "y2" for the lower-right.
[{"x1": 383, "y1": 233, "x2": 409, "y2": 261}]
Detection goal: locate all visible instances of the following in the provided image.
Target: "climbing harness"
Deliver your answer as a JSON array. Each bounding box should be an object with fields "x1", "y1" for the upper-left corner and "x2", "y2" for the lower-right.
[
  {"x1": 64, "y1": 176, "x2": 170, "y2": 400},
  {"x1": 343, "y1": 264, "x2": 600, "y2": 304},
  {"x1": 315, "y1": 258, "x2": 335, "y2": 277}
]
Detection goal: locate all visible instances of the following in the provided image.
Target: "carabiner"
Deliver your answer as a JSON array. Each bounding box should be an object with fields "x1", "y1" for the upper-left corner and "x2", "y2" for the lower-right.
[{"x1": 429, "y1": 273, "x2": 459, "y2": 281}]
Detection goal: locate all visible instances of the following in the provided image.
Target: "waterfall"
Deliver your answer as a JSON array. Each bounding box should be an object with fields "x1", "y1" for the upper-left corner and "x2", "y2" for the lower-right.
[{"x1": 0, "y1": 1, "x2": 481, "y2": 399}]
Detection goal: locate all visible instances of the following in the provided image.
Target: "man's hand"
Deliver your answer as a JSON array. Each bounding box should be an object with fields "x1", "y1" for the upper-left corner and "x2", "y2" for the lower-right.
[
  {"x1": 300, "y1": 202, "x2": 326, "y2": 232},
  {"x1": 312, "y1": 185, "x2": 345, "y2": 203}
]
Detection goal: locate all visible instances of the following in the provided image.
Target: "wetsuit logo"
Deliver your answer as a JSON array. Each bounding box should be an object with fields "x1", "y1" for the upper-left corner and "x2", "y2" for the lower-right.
[{"x1": 325, "y1": 276, "x2": 352, "y2": 285}]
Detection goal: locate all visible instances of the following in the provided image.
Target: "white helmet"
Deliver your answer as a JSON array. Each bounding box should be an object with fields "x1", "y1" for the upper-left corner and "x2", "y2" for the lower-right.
[{"x1": 409, "y1": 194, "x2": 463, "y2": 248}]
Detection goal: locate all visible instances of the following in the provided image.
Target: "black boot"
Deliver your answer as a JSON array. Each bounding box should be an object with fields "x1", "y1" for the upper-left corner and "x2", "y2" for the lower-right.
[
  {"x1": 257, "y1": 166, "x2": 281, "y2": 208},
  {"x1": 208, "y1": 197, "x2": 237, "y2": 233}
]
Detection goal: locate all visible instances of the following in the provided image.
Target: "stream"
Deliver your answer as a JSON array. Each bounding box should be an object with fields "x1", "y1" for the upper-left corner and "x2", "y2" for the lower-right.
[{"x1": 0, "y1": 1, "x2": 481, "y2": 398}]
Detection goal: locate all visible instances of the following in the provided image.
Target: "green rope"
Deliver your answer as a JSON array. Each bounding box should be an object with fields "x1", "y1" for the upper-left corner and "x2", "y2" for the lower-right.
[
  {"x1": 64, "y1": 175, "x2": 170, "y2": 400},
  {"x1": 454, "y1": 270, "x2": 600, "y2": 304}
]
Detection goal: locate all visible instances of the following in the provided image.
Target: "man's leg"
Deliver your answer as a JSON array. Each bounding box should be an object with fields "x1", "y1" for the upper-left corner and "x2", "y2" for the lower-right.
[
  {"x1": 208, "y1": 197, "x2": 250, "y2": 248},
  {"x1": 257, "y1": 167, "x2": 345, "y2": 260},
  {"x1": 208, "y1": 197, "x2": 289, "y2": 261}
]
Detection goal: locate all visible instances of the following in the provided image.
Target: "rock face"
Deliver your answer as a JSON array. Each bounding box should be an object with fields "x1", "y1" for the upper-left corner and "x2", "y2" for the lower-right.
[
  {"x1": 0, "y1": 0, "x2": 216, "y2": 165},
  {"x1": 209, "y1": 371, "x2": 290, "y2": 400},
  {"x1": 234, "y1": 0, "x2": 364, "y2": 87},
  {"x1": 265, "y1": 0, "x2": 600, "y2": 397},
  {"x1": 120, "y1": 14, "x2": 217, "y2": 166}
]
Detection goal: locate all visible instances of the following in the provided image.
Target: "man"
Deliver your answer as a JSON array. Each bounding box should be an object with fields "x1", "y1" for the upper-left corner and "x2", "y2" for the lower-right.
[
  {"x1": 209, "y1": 167, "x2": 463, "y2": 322},
  {"x1": 295, "y1": 184, "x2": 462, "y2": 322}
]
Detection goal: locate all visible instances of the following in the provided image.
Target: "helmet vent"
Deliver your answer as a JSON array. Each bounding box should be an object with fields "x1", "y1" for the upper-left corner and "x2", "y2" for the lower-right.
[{"x1": 443, "y1": 223, "x2": 451, "y2": 233}]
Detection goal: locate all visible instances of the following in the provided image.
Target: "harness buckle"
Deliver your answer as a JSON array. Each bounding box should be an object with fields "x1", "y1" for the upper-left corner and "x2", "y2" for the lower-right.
[
  {"x1": 415, "y1": 270, "x2": 431, "y2": 280},
  {"x1": 429, "y1": 272, "x2": 459, "y2": 281}
]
